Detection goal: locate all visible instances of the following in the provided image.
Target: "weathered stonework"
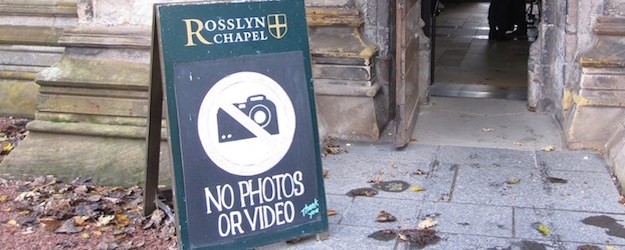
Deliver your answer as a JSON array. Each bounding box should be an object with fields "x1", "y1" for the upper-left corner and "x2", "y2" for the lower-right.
[
  {"x1": 0, "y1": 0, "x2": 77, "y2": 117},
  {"x1": 564, "y1": 17, "x2": 625, "y2": 149},
  {"x1": 607, "y1": 119, "x2": 625, "y2": 192},
  {"x1": 0, "y1": 0, "x2": 391, "y2": 186},
  {"x1": 308, "y1": 8, "x2": 386, "y2": 140}
]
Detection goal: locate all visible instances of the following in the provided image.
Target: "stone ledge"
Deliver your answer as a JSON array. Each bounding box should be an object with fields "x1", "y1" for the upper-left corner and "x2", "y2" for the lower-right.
[
  {"x1": 0, "y1": 0, "x2": 76, "y2": 16},
  {"x1": 306, "y1": 8, "x2": 362, "y2": 27},
  {"x1": 59, "y1": 26, "x2": 151, "y2": 49},
  {"x1": 0, "y1": 132, "x2": 171, "y2": 186},
  {"x1": 26, "y1": 120, "x2": 167, "y2": 140},
  {"x1": 37, "y1": 55, "x2": 149, "y2": 90},
  {"x1": 314, "y1": 81, "x2": 381, "y2": 97},
  {"x1": 580, "y1": 17, "x2": 625, "y2": 68},
  {"x1": 0, "y1": 25, "x2": 63, "y2": 46}
]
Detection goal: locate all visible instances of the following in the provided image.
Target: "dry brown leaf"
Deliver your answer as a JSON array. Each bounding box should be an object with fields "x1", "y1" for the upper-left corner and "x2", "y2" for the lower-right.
[
  {"x1": 96, "y1": 215, "x2": 115, "y2": 227},
  {"x1": 73, "y1": 216, "x2": 89, "y2": 226},
  {"x1": 327, "y1": 209, "x2": 337, "y2": 217},
  {"x1": 115, "y1": 213, "x2": 130, "y2": 227},
  {"x1": 0, "y1": 194, "x2": 7, "y2": 203},
  {"x1": 542, "y1": 145, "x2": 556, "y2": 152},
  {"x1": 7, "y1": 219, "x2": 17, "y2": 226},
  {"x1": 417, "y1": 217, "x2": 438, "y2": 229},
  {"x1": 376, "y1": 210, "x2": 397, "y2": 223}
]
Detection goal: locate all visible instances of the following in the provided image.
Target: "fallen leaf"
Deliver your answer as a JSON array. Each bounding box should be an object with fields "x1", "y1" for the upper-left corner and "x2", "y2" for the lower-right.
[
  {"x1": 322, "y1": 168, "x2": 329, "y2": 178},
  {"x1": 1, "y1": 141, "x2": 13, "y2": 153},
  {"x1": 543, "y1": 145, "x2": 556, "y2": 152},
  {"x1": 536, "y1": 223, "x2": 550, "y2": 236},
  {"x1": 482, "y1": 128, "x2": 494, "y2": 132},
  {"x1": 376, "y1": 210, "x2": 397, "y2": 223},
  {"x1": 55, "y1": 219, "x2": 82, "y2": 234},
  {"x1": 73, "y1": 216, "x2": 89, "y2": 226},
  {"x1": 413, "y1": 169, "x2": 427, "y2": 175},
  {"x1": 546, "y1": 177, "x2": 568, "y2": 184},
  {"x1": 410, "y1": 186, "x2": 427, "y2": 192},
  {"x1": 346, "y1": 188, "x2": 378, "y2": 197},
  {"x1": 417, "y1": 217, "x2": 438, "y2": 229},
  {"x1": 7, "y1": 219, "x2": 17, "y2": 226},
  {"x1": 40, "y1": 218, "x2": 62, "y2": 232},
  {"x1": 606, "y1": 244, "x2": 620, "y2": 250},
  {"x1": 96, "y1": 215, "x2": 115, "y2": 227},
  {"x1": 506, "y1": 177, "x2": 521, "y2": 185},
  {"x1": 397, "y1": 229, "x2": 441, "y2": 247},
  {"x1": 514, "y1": 141, "x2": 525, "y2": 146},
  {"x1": 577, "y1": 245, "x2": 601, "y2": 250},
  {"x1": 81, "y1": 232, "x2": 90, "y2": 239},
  {"x1": 143, "y1": 209, "x2": 165, "y2": 230},
  {"x1": 115, "y1": 213, "x2": 130, "y2": 227},
  {"x1": 367, "y1": 229, "x2": 397, "y2": 241},
  {"x1": 0, "y1": 194, "x2": 7, "y2": 203},
  {"x1": 327, "y1": 209, "x2": 337, "y2": 217},
  {"x1": 410, "y1": 137, "x2": 417, "y2": 142},
  {"x1": 94, "y1": 231, "x2": 103, "y2": 237}
]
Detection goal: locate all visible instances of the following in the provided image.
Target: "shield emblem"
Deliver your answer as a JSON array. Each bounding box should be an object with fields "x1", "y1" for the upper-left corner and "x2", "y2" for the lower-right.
[{"x1": 267, "y1": 14, "x2": 288, "y2": 39}]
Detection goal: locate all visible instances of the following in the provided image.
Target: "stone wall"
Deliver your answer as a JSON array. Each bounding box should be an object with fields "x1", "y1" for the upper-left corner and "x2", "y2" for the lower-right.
[
  {"x1": 0, "y1": 0, "x2": 77, "y2": 117},
  {"x1": 0, "y1": 0, "x2": 394, "y2": 186}
]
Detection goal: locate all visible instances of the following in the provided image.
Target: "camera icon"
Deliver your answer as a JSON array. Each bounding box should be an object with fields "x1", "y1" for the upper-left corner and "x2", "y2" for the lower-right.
[{"x1": 217, "y1": 95, "x2": 280, "y2": 143}]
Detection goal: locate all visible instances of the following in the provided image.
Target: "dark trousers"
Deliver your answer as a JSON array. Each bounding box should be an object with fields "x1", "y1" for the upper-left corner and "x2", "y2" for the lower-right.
[{"x1": 489, "y1": 0, "x2": 527, "y2": 39}]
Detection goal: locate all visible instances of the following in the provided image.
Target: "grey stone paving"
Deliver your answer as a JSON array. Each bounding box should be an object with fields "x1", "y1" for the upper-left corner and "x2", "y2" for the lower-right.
[{"x1": 261, "y1": 142, "x2": 625, "y2": 249}]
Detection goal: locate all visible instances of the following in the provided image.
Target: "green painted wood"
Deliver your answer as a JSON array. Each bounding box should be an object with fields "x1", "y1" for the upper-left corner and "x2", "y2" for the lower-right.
[{"x1": 152, "y1": 1, "x2": 327, "y2": 249}]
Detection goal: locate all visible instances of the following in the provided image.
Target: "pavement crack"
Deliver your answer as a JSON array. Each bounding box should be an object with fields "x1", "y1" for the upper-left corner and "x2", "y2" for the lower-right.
[{"x1": 447, "y1": 164, "x2": 460, "y2": 202}]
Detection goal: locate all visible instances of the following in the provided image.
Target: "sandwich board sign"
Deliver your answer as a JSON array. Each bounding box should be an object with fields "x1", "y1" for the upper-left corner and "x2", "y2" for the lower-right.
[{"x1": 145, "y1": 0, "x2": 328, "y2": 249}]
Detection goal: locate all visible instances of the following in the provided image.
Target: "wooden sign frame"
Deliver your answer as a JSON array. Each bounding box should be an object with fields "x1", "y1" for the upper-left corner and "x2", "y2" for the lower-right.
[{"x1": 144, "y1": 1, "x2": 328, "y2": 249}]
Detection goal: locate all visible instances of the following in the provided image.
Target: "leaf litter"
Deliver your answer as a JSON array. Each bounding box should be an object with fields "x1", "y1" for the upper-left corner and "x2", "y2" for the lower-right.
[
  {"x1": 321, "y1": 136, "x2": 348, "y2": 156},
  {"x1": 375, "y1": 210, "x2": 397, "y2": 223},
  {"x1": 0, "y1": 175, "x2": 178, "y2": 249},
  {"x1": 0, "y1": 116, "x2": 29, "y2": 160}
]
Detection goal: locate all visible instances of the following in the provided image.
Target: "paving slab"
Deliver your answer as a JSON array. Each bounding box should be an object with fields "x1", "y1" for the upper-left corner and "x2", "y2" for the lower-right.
[
  {"x1": 452, "y1": 164, "x2": 624, "y2": 213},
  {"x1": 325, "y1": 194, "x2": 353, "y2": 225},
  {"x1": 259, "y1": 224, "x2": 398, "y2": 250},
  {"x1": 417, "y1": 202, "x2": 513, "y2": 238},
  {"x1": 536, "y1": 150, "x2": 610, "y2": 173},
  {"x1": 514, "y1": 208, "x2": 625, "y2": 245},
  {"x1": 414, "y1": 110, "x2": 563, "y2": 150},
  {"x1": 434, "y1": 145, "x2": 536, "y2": 167},
  {"x1": 340, "y1": 197, "x2": 419, "y2": 228}
]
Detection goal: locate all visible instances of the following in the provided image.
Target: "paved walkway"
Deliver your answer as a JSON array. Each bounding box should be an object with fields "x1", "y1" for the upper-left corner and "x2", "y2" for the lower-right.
[{"x1": 263, "y1": 142, "x2": 624, "y2": 249}]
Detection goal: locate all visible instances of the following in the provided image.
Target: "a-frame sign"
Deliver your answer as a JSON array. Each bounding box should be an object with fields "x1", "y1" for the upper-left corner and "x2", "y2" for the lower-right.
[{"x1": 145, "y1": 1, "x2": 328, "y2": 249}]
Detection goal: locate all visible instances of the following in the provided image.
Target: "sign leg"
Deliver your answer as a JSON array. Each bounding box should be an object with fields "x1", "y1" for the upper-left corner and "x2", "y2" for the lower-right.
[{"x1": 143, "y1": 15, "x2": 164, "y2": 217}]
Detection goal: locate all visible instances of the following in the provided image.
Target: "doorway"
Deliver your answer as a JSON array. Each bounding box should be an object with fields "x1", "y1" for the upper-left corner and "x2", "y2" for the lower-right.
[
  {"x1": 403, "y1": 0, "x2": 564, "y2": 150},
  {"x1": 428, "y1": 0, "x2": 538, "y2": 100}
]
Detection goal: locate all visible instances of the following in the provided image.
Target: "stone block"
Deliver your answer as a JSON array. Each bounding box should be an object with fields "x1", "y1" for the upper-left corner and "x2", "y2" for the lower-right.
[
  {"x1": 606, "y1": 121, "x2": 625, "y2": 193},
  {"x1": 0, "y1": 130, "x2": 172, "y2": 186},
  {"x1": 564, "y1": 105, "x2": 625, "y2": 149},
  {"x1": 0, "y1": 79, "x2": 38, "y2": 118},
  {"x1": 316, "y1": 94, "x2": 383, "y2": 141},
  {"x1": 514, "y1": 208, "x2": 625, "y2": 245}
]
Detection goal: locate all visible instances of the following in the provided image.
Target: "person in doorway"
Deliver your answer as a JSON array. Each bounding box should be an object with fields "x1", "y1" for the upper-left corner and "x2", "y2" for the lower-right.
[{"x1": 488, "y1": 0, "x2": 528, "y2": 40}]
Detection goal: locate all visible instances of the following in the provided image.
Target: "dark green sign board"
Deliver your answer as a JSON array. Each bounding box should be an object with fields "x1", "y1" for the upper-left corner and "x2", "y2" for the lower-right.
[{"x1": 145, "y1": 0, "x2": 328, "y2": 249}]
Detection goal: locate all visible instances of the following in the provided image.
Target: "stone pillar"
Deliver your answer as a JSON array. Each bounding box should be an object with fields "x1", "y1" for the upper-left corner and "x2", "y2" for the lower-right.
[
  {"x1": 0, "y1": 0, "x2": 173, "y2": 186},
  {"x1": 0, "y1": 0, "x2": 77, "y2": 117},
  {"x1": 564, "y1": 16, "x2": 625, "y2": 149}
]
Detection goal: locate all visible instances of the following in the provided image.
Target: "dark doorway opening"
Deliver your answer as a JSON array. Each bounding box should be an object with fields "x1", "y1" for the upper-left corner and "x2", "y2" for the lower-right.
[{"x1": 427, "y1": 0, "x2": 540, "y2": 101}]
